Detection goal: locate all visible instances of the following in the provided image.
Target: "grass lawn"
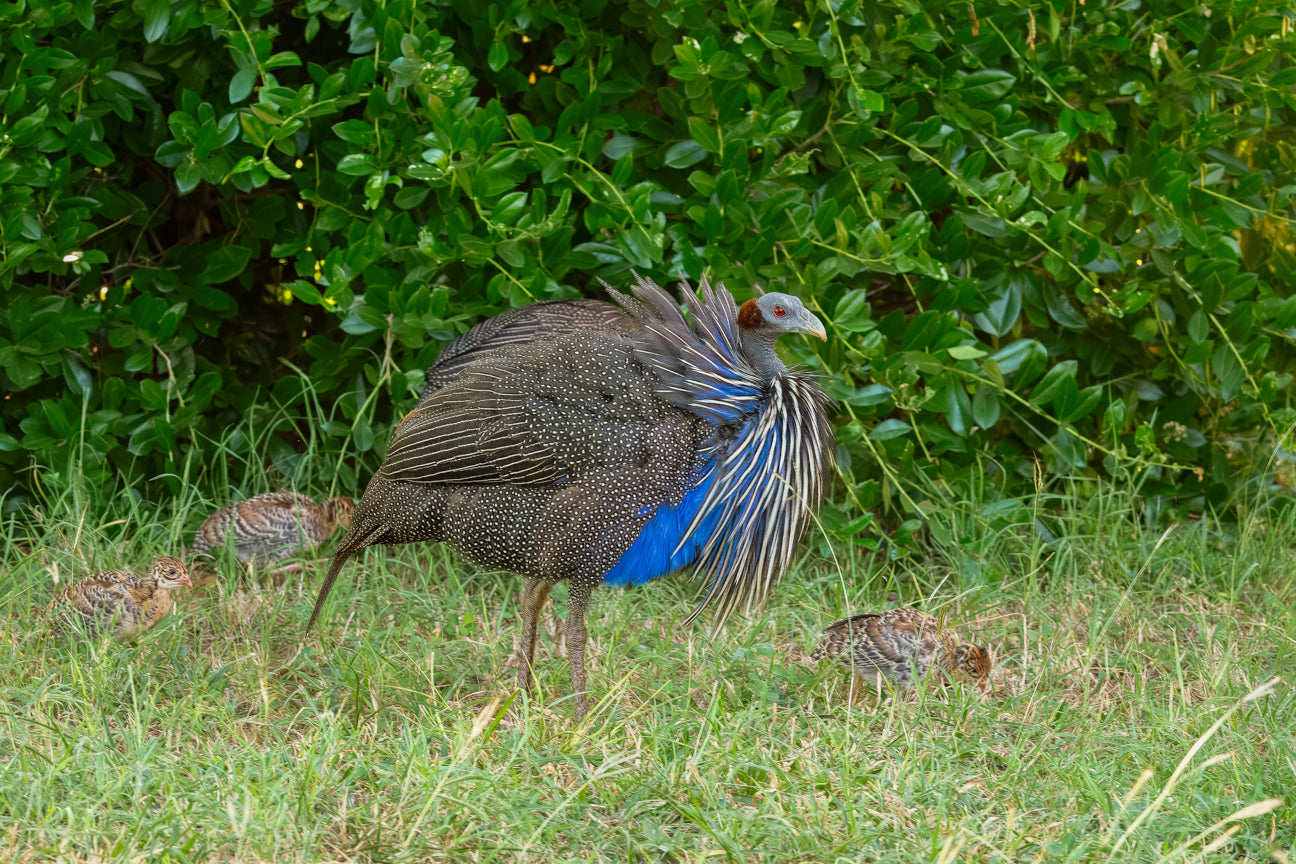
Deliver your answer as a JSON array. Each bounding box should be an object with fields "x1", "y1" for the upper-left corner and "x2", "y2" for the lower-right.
[{"x1": 0, "y1": 476, "x2": 1292, "y2": 862}]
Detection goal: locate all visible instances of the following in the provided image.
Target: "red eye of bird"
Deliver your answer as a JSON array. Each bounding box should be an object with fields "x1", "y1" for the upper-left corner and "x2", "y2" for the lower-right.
[{"x1": 773, "y1": 305, "x2": 787, "y2": 317}]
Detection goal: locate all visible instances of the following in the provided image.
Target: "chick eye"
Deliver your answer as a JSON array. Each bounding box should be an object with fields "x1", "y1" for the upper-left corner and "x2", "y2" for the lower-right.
[{"x1": 773, "y1": 305, "x2": 787, "y2": 317}]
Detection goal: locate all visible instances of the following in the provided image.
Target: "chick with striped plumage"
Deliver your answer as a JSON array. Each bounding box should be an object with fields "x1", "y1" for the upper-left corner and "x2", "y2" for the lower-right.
[
  {"x1": 810, "y1": 609, "x2": 992, "y2": 703},
  {"x1": 46, "y1": 556, "x2": 192, "y2": 641},
  {"x1": 189, "y1": 492, "x2": 354, "y2": 573}
]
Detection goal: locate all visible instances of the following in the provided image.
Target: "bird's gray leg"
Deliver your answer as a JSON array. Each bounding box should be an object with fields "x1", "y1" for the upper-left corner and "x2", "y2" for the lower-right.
[
  {"x1": 564, "y1": 578, "x2": 595, "y2": 722},
  {"x1": 514, "y1": 578, "x2": 553, "y2": 693}
]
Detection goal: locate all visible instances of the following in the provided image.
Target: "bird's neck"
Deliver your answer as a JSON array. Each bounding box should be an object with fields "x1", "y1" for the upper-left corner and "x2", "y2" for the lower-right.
[
  {"x1": 149, "y1": 588, "x2": 174, "y2": 615},
  {"x1": 740, "y1": 329, "x2": 788, "y2": 382}
]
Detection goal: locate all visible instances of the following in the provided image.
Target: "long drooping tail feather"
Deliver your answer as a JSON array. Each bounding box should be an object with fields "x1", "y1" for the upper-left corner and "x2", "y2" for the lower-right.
[{"x1": 305, "y1": 524, "x2": 387, "y2": 632}]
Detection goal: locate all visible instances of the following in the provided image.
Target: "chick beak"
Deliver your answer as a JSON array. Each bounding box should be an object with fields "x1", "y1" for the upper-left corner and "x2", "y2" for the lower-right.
[
  {"x1": 181, "y1": 573, "x2": 194, "y2": 588},
  {"x1": 802, "y1": 311, "x2": 828, "y2": 341}
]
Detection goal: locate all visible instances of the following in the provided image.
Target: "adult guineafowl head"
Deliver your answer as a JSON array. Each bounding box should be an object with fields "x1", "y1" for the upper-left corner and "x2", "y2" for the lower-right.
[{"x1": 307, "y1": 275, "x2": 832, "y2": 720}]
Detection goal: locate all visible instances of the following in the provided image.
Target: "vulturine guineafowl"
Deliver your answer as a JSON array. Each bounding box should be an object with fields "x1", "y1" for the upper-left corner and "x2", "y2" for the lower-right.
[{"x1": 307, "y1": 275, "x2": 833, "y2": 720}]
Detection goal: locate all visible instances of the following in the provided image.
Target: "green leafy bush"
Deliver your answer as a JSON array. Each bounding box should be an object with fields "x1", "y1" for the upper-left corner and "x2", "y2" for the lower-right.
[{"x1": 2, "y1": 0, "x2": 1293, "y2": 536}]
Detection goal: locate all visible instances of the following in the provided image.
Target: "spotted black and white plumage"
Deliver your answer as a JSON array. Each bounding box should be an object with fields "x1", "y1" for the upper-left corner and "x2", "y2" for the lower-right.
[
  {"x1": 419, "y1": 299, "x2": 633, "y2": 402},
  {"x1": 307, "y1": 274, "x2": 832, "y2": 720}
]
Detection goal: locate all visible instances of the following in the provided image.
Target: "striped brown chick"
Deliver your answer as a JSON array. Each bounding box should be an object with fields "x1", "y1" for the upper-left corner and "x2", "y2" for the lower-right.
[
  {"x1": 47, "y1": 556, "x2": 193, "y2": 641},
  {"x1": 810, "y1": 609, "x2": 991, "y2": 702},
  {"x1": 190, "y1": 492, "x2": 355, "y2": 571}
]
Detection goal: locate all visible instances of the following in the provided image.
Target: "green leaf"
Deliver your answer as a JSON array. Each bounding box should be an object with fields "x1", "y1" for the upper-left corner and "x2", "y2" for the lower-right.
[
  {"x1": 201, "y1": 246, "x2": 252, "y2": 284},
  {"x1": 1213, "y1": 344, "x2": 1245, "y2": 401},
  {"x1": 487, "y1": 41, "x2": 509, "y2": 72},
  {"x1": 392, "y1": 186, "x2": 429, "y2": 209},
  {"x1": 139, "y1": 379, "x2": 167, "y2": 412},
  {"x1": 848, "y1": 86, "x2": 884, "y2": 115},
  {"x1": 143, "y1": 0, "x2": 170, "y2": 43},
  {"x1": 941, "y1": 379, "x2": 972, "y2": 436},
  {"x1": 975, "y1": 280, "x2": 1022, "y2": 337},
  {"x1": 352, "y1": 414, "x2": 374, "y2": 452},
  {"x1": 664, "y1": 140, "x2": 708, "y2": 169},
  {"x1": 492, "y1": 191, "x2": 531, "y2": 224},
  {"x1": 43, "y1": 400, "x2": 74, "y2": 438},
  {"x1": 843, "y1": 385, "x2": 892, "y2": 407},
  {"x1": 264, "y1": 51, "x2": 301, "y2": 70},
  {"x1": 901, "y1": 310, "x2": 946, "y2": 351},
  {"x1": 389, "y1": 57, "x2": 422, "y2": 88},
  {"x1": 510, "y1": 114, "x2": 536, "y2": 143},
  {"x1": 289, "y1": 280, "x2": 323, "y2": 305},
  {"x1": 341, "y1": 305, "x2": 378, "y2": 335},
  {"x1": 1051, "y1": 427, "x2": 1085, "y2": 470},
  {"x1": 993, "y1": 340, "x2": 1047, "y2": 386},
  {"x1": 964, "y1": 213, "x2": 1009, "y2": 237},
  {"x1": 687, "y1": 117, "x2": 720, "y2": 154},
  {"x1": 63, "y1": 355, "x2": 92, "y2": 398},
  {"x1": 870, "y1": 419, "x2": 911, "y2": 441},
  {"x1": 332, "y1": 120, "x2": 374, "y2": 144},
  {"x1": 948, "y1": 345, "x2": 987, "y2": 360},
  {"x1": 496, "y1": 239, "x2": 525, "y2": 268},
  {"x1": 834, "y1": 290, "x2": 872, "y2": 333},
  {"x1": 1063, "y1": 385, "x2": 1103, "y2": 424},
  {"x1": 337, "y1": 154, "x2": 376, "y2": 175},
  {"x1": 229, "y1": 65, "x2": 256, "y2": 104},
  {"x1": 1132, "y1": 317, "x2": 1159, "y2": 342},
  {"x1": 1103, "y1": 400, "x2": 1126, "y2": 437},
  {"x1": 1187, "y1": 309, "x2": 1209, "y2": 343},
  {"x1": 972, "y1": 384, "x2": 1001, "y2": 429},
  {"x1": 1031, "y1": 361, "x2": 1078, "y2": 405},
  {"x1": 960, "y1": 69, "x2": 1016, "y2": 101},
  {"x1": 1051, "y1": 376, "x2": 1080, "y2": 424},
  {"x1": 1043, "y1": 286, "x2": 1087, "y2": 330},
  {"x1": 611, "y1": 152, "x2": 633, "y2": 186},
  {"x1": 175, "y1": 160, "x2": 203, "y2": 194}
]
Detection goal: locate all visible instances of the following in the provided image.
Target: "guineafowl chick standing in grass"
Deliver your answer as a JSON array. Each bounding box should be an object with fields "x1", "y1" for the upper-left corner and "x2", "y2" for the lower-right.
[
  {"x1": 190, "y1": 492, "x2": 355, "y2": 572},
  {"x1": 811, "y1": 609, "x2": 992, "y2": 702},
  {"x1": 308, "y1": 274, "x2": 833, "y2": 721},
  {"x1": 47, "y1": 556, "x2": 192, "y2": 641}
]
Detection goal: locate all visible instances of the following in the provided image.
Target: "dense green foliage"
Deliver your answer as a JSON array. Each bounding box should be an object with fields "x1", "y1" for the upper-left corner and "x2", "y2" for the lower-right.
[{"x1": 2, "y1": 0, "x2": 1294, "y2": 534}]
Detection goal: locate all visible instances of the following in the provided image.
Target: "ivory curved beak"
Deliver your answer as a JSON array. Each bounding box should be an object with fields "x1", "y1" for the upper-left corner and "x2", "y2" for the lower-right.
[{"x1": 803, "y1": 311, "x2": 828, "y2": 341}]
